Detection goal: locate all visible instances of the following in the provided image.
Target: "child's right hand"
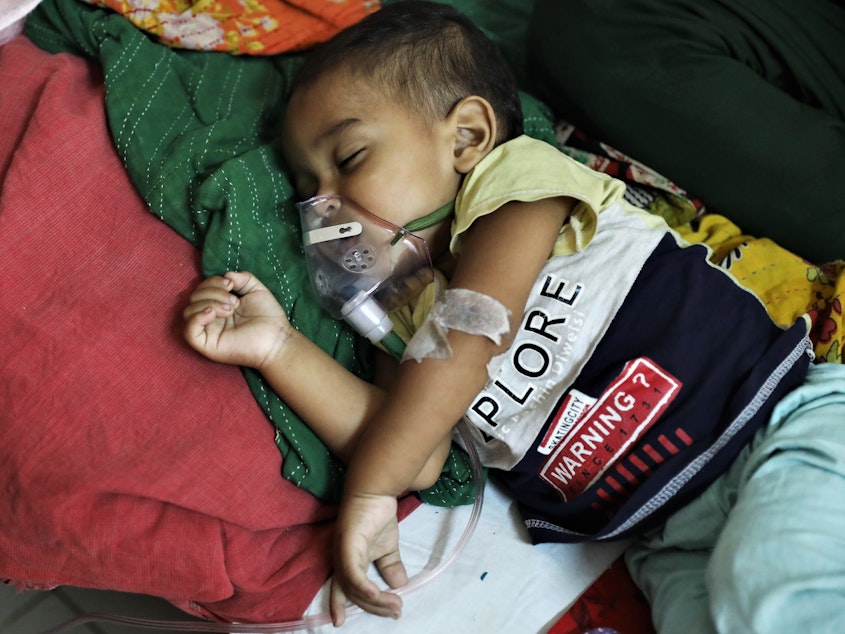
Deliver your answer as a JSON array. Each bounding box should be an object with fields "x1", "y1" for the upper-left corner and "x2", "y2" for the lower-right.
[{"x1": 183, "y1": 271, "x2": 293, "y2": 371}]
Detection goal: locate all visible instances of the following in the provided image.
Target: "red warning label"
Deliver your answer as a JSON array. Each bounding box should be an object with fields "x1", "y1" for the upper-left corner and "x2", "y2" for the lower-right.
[{"x1": 539, "y1": 357, "x2": 681, "y2": 501}]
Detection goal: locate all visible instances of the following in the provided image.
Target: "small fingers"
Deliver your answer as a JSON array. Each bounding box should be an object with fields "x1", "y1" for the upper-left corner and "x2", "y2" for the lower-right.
[
  {"x1": 329, "y1": 576, "x2": 349, "y2": 627},
  {"x1": 188, "y1": 278, "x2": 239, "y2": 305},
  {"x1": 376, "y1": 551, "x2": 408, "y2": 590},
  {"x1": 330, "y1": 573, "x2": 402, "y2": 627},
  {"x1": 182, "y1": 297, "x2": 237, "y2": 321},
  {"x1": 182, "y1": 279, "x2": 237, "y2": 350},
  {"x1": 193, "y1": 274, "x2": 234, "y2": 295},
  {"x1": 224, "y1": 270, "x2": 268, "y2": 296},
  {"x1": 184, "y1": 277, "x2": 240, "y2": 321},
  {"x1": 183, "y1": 305, "x2": 222, "y2": 348},
  {"x1": 186, "y1": 271, "x2": 267, "y2": 308}
]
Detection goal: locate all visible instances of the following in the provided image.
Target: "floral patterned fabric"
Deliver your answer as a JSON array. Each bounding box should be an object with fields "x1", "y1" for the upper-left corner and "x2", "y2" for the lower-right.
[{"x1": 81, "y1": 0, "x2": 379, "y2": 54}]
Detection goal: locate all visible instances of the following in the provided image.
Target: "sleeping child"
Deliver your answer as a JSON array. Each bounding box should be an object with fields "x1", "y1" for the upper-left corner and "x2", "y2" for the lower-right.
[{"x1": 182, "y1": 2, "x2": 845, "y2": 632}]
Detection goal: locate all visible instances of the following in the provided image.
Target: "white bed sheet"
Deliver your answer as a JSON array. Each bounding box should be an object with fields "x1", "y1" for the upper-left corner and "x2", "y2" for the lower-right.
[
  {"x1": 0, "y1": 0, "x2": 42, "y2": 44},
  {"x1": 300, "y1": 480, "x2": 629, "y2": 633}
]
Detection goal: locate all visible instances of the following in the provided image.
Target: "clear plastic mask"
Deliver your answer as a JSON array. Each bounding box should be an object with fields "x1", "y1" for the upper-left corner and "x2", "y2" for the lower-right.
[{"x1": 297, "y1": 195, "x2": 435, "y2": 342}]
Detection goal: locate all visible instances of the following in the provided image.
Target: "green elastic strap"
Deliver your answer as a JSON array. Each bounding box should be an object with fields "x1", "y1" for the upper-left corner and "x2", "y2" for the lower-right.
[
  {"x1": 390, "y1": 200, "x2": 455, "y2": 246},
  {"x1": 403, "y1": 200, "x2": 455, "y2": 233}
]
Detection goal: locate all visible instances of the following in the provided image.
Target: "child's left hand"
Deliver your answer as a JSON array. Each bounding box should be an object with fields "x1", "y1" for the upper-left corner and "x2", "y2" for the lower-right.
[{"x1": 329, "y1": 493, "x2": 407, "y2": 626}]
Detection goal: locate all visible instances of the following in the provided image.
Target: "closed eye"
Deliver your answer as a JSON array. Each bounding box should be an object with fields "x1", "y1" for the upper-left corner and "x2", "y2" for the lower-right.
[{"x1": 338, "y1": 148, "x2": 364, "y2": 172}]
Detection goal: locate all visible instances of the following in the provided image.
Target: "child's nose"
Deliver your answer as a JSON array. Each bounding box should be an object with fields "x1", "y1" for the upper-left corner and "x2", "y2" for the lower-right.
[{"x1": 314, "y1": 176, "x2": 339, "y2": 199}]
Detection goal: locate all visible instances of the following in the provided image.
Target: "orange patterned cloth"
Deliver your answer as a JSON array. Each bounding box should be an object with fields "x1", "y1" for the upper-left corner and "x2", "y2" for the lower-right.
[{"x1": 81, "y1": 0, "x2": 380, "y2": 54}]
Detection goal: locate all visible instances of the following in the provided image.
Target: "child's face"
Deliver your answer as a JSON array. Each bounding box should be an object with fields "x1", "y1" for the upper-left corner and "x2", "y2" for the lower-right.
[{"x1": 282, "y1": 66, "x2": 463, "y2": 243}]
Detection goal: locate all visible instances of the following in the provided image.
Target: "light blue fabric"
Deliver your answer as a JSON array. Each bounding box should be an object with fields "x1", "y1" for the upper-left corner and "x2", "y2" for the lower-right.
[{"x1": 626, "y1": 362, "x2": 845, "y2": 634}]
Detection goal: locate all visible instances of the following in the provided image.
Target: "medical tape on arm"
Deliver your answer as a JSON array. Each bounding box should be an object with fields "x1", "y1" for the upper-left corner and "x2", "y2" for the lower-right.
[{"x1": 401, "y1": 288, "x2": 511, "y2": 362}]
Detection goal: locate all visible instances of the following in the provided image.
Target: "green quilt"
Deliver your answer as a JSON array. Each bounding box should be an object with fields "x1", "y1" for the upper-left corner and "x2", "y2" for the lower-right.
[{"x1": 25, "y1": 0, "x2": 553, "y2": 504}]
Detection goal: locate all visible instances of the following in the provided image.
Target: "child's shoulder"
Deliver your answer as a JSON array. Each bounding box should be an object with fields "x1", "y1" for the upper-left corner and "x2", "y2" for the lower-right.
[
  {"x1": 453, "y1": 135, "x2": 629, "y2": 256},
  {"x1": 462, "y1": 135, "x2": 627, "y2": 210}
]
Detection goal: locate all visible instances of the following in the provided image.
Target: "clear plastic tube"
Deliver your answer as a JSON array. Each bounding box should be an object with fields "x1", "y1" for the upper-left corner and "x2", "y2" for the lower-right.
[{"x1": 42, "y1": 420, "x2": 485, "y2": 634}]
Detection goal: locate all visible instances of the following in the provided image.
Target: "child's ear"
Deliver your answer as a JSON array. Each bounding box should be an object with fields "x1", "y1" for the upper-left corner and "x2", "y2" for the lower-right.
[{"x1": 449, "y1": 96, "x2": 498, "y2": 174}]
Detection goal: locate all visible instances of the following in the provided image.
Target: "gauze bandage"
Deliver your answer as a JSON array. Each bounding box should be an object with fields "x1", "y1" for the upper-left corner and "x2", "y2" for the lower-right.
[{"x1": 402, "y1": 288, "x2": 511, "y2": 362}]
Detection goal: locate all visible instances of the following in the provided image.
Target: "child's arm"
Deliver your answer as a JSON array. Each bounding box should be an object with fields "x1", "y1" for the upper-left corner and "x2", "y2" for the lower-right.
[
  {"x1": 330, "y1": 196, "x2": 573, "y2": 624},
  {"x1": 183, "y1": 271, "x2": 451, "y2": 474}
]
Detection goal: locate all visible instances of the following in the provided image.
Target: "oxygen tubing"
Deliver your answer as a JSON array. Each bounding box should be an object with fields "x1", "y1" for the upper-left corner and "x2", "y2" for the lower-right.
[
  {"x1": 43, "y1": 426, "x2": 485, "y2": 633},
  {"x1": 379, "y1": 330, "x2": 408, "y2": 361}
]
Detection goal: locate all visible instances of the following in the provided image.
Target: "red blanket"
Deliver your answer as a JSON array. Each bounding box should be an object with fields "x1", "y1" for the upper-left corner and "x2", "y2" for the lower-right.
[{"x1": 0, "y1": 35, "x2": 416, "y2": 623}]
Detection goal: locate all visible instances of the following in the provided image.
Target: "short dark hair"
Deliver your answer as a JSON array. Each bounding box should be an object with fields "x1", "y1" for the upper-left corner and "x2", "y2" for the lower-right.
[{"x1": 290, "y1": 0, "x2": 524, "y2": 142}]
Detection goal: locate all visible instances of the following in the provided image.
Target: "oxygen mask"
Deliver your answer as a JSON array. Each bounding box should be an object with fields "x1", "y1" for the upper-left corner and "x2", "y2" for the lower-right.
[{"x1": 298, "y1": 195, "x2": 436, "y2": 343}]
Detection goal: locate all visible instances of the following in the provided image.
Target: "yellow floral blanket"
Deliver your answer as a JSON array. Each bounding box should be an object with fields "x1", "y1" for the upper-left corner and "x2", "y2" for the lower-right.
[{"x1": 82, "y1": 0, "x2": 379, "y2": 54}]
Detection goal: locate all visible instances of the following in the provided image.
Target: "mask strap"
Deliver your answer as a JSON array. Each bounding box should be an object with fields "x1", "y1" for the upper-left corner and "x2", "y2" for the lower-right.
[
  {"x1": 404, "y1": 200, "x2": 455, "y2": 233},
  {"x1": 391, "y1": 200, "x2": 455, "y2": 245}
]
